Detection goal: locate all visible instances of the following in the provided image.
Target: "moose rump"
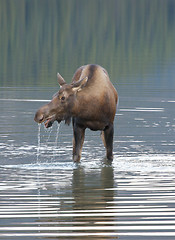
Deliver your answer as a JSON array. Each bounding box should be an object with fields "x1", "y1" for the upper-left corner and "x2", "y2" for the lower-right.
[{"x1": 34, "y1": 64, "x2": 118, "y2": 162}]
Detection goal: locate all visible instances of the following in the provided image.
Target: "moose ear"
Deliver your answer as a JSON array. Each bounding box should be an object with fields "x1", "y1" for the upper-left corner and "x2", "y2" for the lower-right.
[
  {"x1": 72, "y1": 77, "x2": 88, "y2": 92},
  {"x1": 57, "y1": 73, "x2": 66, "y2": 86}
]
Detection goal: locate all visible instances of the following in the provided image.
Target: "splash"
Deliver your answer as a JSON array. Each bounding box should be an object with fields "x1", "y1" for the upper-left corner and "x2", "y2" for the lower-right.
[
  {"x1": 55, "y1": 122, "x2": 60, "y2": 147},
  {"x1": 36, "y1": 123, "x2": 41, "y2": 164},
  {"x1": 52, "y1": 122, "x2": 61, "y2": 160},
  {"x1": 36, "y1": 122, "x2": 61, "y2": 164},
  {"x1": 36, "y1": 123, "x2": 41, "y2": 222}
]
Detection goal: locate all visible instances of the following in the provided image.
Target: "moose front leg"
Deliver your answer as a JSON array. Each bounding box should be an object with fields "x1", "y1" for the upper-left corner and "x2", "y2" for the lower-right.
[
  {"x1": 101, "y1": 124, "x2": 114, "y2": 161},
  {"x1": 72, "y1": 119, "x2": 85, "y2": 162}
]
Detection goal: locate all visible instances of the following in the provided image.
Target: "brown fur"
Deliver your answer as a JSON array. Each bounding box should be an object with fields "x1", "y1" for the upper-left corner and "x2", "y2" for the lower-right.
[{"x1": 34, "y1": 64, "x2": 118, "y2": 162}]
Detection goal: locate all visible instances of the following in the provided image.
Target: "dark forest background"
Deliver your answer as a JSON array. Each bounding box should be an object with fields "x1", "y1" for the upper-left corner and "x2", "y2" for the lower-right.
[{"x1": 0, "y1": 0, "x2": 175, "y2": 86}]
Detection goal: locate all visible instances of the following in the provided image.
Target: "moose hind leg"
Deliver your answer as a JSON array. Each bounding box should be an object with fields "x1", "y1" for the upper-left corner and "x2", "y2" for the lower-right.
[
  {"x1": 102, "y1": 124, "x2": 114, "y2": 161},
  {"x1": 73, "y1": 121, "x2": 85, "y2": 162}
]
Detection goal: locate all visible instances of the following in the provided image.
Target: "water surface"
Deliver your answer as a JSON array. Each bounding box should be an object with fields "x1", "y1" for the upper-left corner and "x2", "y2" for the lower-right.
[{"x1": 0, "y1": 86, "x2": 175, "y2": 239}]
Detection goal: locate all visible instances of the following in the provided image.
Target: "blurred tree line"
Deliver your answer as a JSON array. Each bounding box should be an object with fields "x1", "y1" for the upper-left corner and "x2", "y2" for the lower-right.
[{"x1": 0, "y1": 0, "x2": 175, "y2": 86}]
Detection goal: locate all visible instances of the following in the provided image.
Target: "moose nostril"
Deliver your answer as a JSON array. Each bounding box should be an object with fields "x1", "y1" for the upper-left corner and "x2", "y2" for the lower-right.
[
  {"x1": 39, "y1": 116, "x2": 44, "y2": 122},
  {"x1": 34, "y1": 113, "x2": 44, "y2": 123}
]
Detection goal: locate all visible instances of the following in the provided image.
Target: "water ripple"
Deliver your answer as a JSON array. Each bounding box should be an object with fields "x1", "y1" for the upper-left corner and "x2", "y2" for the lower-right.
[{"x1": 0, "y1": 166, "x2": 175, "y2": 239}]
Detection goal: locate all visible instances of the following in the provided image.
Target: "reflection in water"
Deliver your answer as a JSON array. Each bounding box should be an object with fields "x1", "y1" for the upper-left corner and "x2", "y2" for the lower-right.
[
  {"x1": 0, "y1": 164, "x2": 115, "y2": 239},
  {"x1": 67, "y1": 165, "x2": 115, "y2": 238},
  {"x1": 1, "y1": 163, "x2": 175, "y2": 239}
]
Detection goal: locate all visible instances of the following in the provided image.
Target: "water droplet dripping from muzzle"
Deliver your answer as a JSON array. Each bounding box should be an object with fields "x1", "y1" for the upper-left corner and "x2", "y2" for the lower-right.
[{"x1": 36, "y1": 123, "x2": 41, "y2": 164}]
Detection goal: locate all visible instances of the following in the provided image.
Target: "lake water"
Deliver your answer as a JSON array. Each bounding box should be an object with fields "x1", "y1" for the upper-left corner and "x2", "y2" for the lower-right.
[
  {"x1": 0, "y1": 85, "x2": 175, "y2": 239},
  {"x1": 1, "y1": 0, "x2": 175, "y2": 239}
]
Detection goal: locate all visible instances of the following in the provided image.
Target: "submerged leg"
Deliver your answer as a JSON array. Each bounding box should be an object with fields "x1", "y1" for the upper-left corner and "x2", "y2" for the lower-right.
[
  {"x1": 101, "y1": 124, "x2": 114, "y2": 161},
  {"x1": 72, "y1": 119, "x2": 85, "y2": 162}
]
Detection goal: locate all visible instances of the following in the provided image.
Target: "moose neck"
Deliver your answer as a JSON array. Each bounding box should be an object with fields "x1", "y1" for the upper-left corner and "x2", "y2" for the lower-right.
[{"x1": 71, "y1": 93, "x2": 87, "y2": 118}]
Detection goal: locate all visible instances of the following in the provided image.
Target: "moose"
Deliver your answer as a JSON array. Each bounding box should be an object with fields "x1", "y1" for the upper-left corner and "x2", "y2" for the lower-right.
[{"x1": 34, "y1": 64, "x2": 118, "y2": 162}]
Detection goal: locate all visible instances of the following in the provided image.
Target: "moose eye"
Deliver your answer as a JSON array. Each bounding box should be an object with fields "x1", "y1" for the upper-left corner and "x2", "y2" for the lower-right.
[{"x1": 61, "y1": 96, "x2": 65, "y2": 101}]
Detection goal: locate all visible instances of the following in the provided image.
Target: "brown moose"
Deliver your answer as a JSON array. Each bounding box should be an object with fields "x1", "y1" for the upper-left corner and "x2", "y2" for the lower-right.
[{"x1": 34, "y1": 64, "x2": 118, "y2": 162}]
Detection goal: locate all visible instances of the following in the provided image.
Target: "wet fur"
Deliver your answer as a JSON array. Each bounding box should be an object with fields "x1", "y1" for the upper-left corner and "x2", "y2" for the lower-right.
[
  {"x1": 71, "y1": 64, "x2": 118, "y2": 161},
  {"x1": 34, "y1": 64, "x2": 118, "y2": 162}
]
